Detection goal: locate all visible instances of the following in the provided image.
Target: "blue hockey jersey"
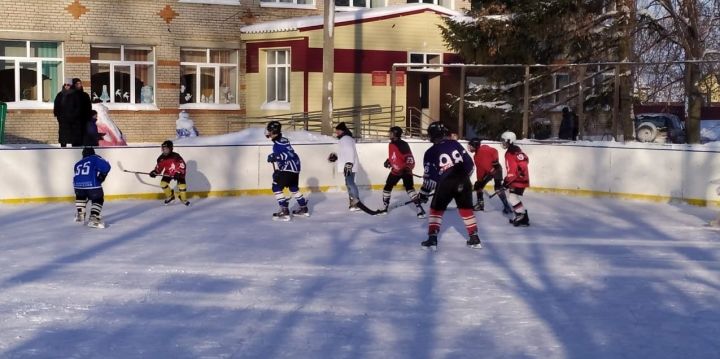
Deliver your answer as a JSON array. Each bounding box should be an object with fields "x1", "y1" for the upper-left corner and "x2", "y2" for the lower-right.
[
  {"x1": 422, "y1": 139, "x2": 474, "y2": 183},
  {"x1": 73, "y1": 155, "x2": 112, "y2": 189},
  {"x1": 269, "y1": 137, "x2": 301, "y2": 173}
]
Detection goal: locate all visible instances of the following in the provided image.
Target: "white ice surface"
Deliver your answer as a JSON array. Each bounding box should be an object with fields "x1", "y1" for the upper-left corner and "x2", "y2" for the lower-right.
[{"x1": 0, "y1": 192, "x2": 719, "y2": 358}]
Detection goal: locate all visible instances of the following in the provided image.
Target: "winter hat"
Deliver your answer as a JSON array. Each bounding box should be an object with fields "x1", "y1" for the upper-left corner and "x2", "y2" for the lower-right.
[
  {"x1": 72, "y1": 78, "x2": 82, "y2": 86},
  {"x1": 63, "y1": 78, "x2": 73, "y2": 86},
  {"x1": 335, "y1": 122, "x2": 349, "y2": 132}
]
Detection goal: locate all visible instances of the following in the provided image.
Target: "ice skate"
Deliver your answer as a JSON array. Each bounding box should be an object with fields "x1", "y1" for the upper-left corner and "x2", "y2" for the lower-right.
[
  {"x1": 349, "y1": 198, "x2": 361, "y2": 212},
  {"x1": 87, "y1": 215, "x2": 106, "y2": 229},
  {"x1": 292, "y1": 206, "x2": 310, "y2": 217},
  {"x1": 473, "y1": 201, "x2": 484, "y2": 212},
  {"x1": 164, "y1": 195, "x2": 175, "y2": 206},
  {"x1": 416, "y1": 206, "x2": 426, "y2": 219},
  {"x1": 510, "y1": 212, "x2": 530, "y2": 227},
  {"x1": 421, "y1": 233, "x2": 438, "y2": 251},
  {"x1": 272, "y1": 207, "x2": 291, "y2": 221},
  {"x1": 181, "y1": 200, "x2": 191, "y2": 207},
  {"x1": 466, "y1": 233, "x2": 482, "y2": 249},
  {"x1": 74, "y1": 211, "x2": 85, "y2": 223}
]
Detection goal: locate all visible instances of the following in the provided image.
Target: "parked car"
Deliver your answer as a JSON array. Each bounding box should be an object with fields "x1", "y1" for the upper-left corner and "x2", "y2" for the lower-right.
[{"x1": 634, "y1": 113, "x2": 686, "y2": 143}]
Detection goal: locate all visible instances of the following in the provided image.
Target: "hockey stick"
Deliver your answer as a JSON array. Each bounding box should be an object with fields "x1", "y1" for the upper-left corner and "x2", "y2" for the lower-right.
[
  {"x1": 355, "y1": 193, "x2": 433, "y2": 216},
  {"x1": 117, "y1": 161, "x2": 154, "y2": 176}
]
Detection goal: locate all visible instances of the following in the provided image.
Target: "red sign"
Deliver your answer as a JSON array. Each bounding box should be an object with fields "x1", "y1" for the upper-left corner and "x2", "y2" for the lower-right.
[
  {"x1": 394, "y1": 71, "x2": 405, "y2": 86},
  {"x1": 372, "y1": 71, "x2": 387, "y2": 86}
]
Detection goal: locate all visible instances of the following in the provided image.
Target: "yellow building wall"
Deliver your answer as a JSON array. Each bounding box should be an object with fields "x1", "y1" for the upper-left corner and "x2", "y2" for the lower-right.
[
  {"x1": 306, "y1": 72, "x2": 406, "y2": 112},
  {"x1": 245, "y1": 49, "x2": 306, "y2": 118}
]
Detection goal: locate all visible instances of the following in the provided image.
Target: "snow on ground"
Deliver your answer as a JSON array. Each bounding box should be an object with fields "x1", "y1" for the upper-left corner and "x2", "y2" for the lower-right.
[
  {"x1": 174, "y1": 128, "x2": 336, "y2": 146},
  {"x1": 1, "y1": 191, "x2": 719, "y2": 358}
]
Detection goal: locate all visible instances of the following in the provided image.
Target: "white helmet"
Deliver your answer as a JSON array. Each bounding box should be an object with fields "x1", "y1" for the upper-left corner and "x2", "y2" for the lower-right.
[{"x1": 501, "y1": 131, "x2": 517, "y2": 145}]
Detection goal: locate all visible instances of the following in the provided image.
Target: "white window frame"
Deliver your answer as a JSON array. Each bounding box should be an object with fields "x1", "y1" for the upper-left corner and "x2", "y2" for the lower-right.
[
  {"x1": 178, "y1": 0, "x2": 240, "y2": 5},
  {"x1": 263, "y1": 48, "x2": 291, "y2": 110},
  {"x1": 335, "y1": 0, "x2": 373, "y2": 11},
  {"x1": 90, "y1": 44, "x2": 156, "y2": 110},
  {"x1": 179, "y1": 48, "x2": 240, "y2": 110},
  {"x1": 259, "y1": 0, "x2": 316, "y2": 10},
  {"x1": 0, "y1": 40, "x2": 63, "y2": 109},
  {"x1": 407, "y1": 52, "x2": 443, "y2": 73}
]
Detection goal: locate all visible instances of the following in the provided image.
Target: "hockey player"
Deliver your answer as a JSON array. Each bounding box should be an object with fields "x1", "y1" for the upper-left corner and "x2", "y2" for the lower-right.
[
  {"x1": 380, "y1": 126, "x2": 425, "y2": 218},
  {"x1": 265, "y1": 121, "x2": 309, "y2": 221},
  {"x1": 328, "y1": 122, "x2": 360, "y2": 211},
  {"x1": 149, "y1": 140, "x2": 189, "y2": 206},
  {"x1": 417, "y1": 122, "x2": 481, "y2": 250},
  {"x1": 73, "y1": 147, "x2": 111, "y2": 228},
  {"x1": 467, "y1": 138, "x2": 512, "y2": 213},
  {"x1": 501, "y1": 131, "x2": 530, "y2": 226}
]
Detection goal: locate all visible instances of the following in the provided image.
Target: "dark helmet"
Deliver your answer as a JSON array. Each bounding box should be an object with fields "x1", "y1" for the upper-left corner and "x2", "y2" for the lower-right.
[
  {"x1": 161, "y1": 140, "x2": 174, "y2": 151},
  {"x1": 82, "y1": 147, "x2": 95, "y2": 157},
  {"x1": 389, "y1": 126, "x2": 403, "y2": 139},
  {"x1": 427, "y1": 121, "x2": 447, "y2": 142},
  {"x1": 266, "y1": 121, "x2": 282, "y2": 136},
  {"x1": 468, "y1": 137, "x2": 481, "y2": 149}
]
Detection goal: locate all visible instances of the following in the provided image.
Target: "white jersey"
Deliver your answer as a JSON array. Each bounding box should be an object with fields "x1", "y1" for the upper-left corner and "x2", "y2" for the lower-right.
[{"x1": 336, "y1": 134, "x2": 359, "y2": 173}]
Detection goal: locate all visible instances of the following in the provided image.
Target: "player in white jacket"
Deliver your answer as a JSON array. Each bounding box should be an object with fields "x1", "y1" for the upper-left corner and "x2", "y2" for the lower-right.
[{"x1": 328, "y1": 122, "x2": 361, "y2": 211}]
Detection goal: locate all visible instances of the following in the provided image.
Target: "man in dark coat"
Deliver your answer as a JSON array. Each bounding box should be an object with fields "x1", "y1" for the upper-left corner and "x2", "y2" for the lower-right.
[
  {"x1": 53, "y1": 78, "x2": 73, "y2": 147},
  {"x1": 61, "y1": 78, "x2": 92, "y2": 147}
]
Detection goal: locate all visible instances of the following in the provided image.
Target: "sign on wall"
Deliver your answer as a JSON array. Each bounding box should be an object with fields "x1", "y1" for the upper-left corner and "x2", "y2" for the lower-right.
[
  {"x1": 372, "y1": 71, "x2": 387, "y2": 86},
  {"x1": 395, "y1": 71, "x2": 405, "y2": 86}
]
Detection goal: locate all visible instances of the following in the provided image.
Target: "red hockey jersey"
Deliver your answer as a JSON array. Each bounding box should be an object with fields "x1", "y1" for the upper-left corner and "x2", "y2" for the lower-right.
[
  {"x1": 388, "y1": 139, "x2": 415, "y2": 175},
  {"x1": 504, "y1": 145, "x2": 529, "y2": 188},
  {"x1": 154, "y1": 152, "x2": 186, "y2": 177},
  {"x1": 474, "y1": 145, "x2": 500, "y2": 180}
]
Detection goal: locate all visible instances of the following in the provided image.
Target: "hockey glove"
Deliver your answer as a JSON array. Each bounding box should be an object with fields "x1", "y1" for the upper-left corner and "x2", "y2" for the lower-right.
[
  {"x1": 149, "y1": 170, "x2": 157, "y2": 178},
  {"x1": 383, "y1": 159, "x2": 391, "y2": 169},
  {"x1": 343, "y1": 162, "x2": 353, "y2": 177},
  {"x1": 328, "y1": 152, "x2": 338, "y2": 163},
  {"x1": 97, "y1": 173, "x2": 107, "y2": 184},
  {"x1": 267, "y1": 153, "x2": 277, "y2": 163}
]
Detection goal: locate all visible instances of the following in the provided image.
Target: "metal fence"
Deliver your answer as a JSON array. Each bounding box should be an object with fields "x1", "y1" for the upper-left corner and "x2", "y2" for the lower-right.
[{"x1": 391, "y1": 61, "x2": 720, "y2": 143}]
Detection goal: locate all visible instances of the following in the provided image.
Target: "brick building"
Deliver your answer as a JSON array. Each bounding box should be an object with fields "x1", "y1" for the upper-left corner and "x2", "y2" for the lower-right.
[{"x1": 0, "y1": 0, "x2": 469, "y2": 144}]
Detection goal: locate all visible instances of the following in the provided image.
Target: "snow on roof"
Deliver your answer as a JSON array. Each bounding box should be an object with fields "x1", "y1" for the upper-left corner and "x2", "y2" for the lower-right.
[{"x1": 241, "y1": 4, "x2": 462, "y2": 34}]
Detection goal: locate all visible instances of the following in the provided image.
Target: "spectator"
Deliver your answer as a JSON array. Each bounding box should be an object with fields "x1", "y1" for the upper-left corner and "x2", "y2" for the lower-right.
[
  {"x1": 53, "y1": 78, "x2": 73, "y2": 147},
  {"x1": 559, "y1": 107, "x2": 575, "y2": 140},
  {"x1": 83, "y1": 110, "x2": 102, "y2": 146},
  {"x1": 61, "y1": 78, "x2": 92, "y2": 147}
]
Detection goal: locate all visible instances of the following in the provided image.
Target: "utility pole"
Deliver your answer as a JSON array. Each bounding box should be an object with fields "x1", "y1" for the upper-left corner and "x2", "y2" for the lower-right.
[{"x1": 321, "y1": 0, "x2": 335, "y2": 136}]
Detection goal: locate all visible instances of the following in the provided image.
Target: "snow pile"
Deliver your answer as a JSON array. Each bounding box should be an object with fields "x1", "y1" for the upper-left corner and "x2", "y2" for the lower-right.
[
  {"x1": 174, "y1": 127, "x2": 336, "y2": 146},
  {"x1": 701, "y1": 120, "x2": 720, "y2": 143}
]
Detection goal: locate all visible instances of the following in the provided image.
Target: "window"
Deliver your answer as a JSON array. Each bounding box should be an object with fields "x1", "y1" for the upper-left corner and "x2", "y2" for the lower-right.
[
  {"x1": 408, "y1": 52, "x2": 442, "y2": 72},
  {"x1": 407, "y1": 0, "x2": 453, "y2": 9},
  {"x1": 178, "y1": 0, "x2": 240, "y2": 4},
  {"x1": 260, "y1": 0, "x2": 314, "y2": 9},
  {"x1": 180, "y1": 49, "x2": 238, "y2": 108},
  {"x1": 266, "y1": 49, "x2": 290, "y2": 104},
  {"x1": 0, "y1": 40, "x2": 63, "y2": 107},
  {"x1": 90, "y1": 45, "x2": 155, "y2": 106},
  {"x1": 336, "y1": 0, "x2": 369, "y2": 8}
]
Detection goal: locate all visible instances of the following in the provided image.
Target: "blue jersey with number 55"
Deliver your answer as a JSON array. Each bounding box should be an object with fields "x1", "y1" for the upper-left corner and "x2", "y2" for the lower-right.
[
  {"x1": 423, "y1": 139, "x2": 474, "y2": 183},
  {"x1": 73, "y1": 155, "x2": 112, "y2": 189}
]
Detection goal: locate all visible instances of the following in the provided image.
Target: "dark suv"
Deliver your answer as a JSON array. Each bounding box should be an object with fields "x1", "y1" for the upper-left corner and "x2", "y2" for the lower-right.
[{"x1": 634, "y1": 113, "x2": 686, "y2": 143}]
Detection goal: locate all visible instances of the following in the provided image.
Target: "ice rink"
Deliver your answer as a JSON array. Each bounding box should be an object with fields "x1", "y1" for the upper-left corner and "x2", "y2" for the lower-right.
[{"x1": 0, "y1": 191, "x2": 718, "y2": 358}]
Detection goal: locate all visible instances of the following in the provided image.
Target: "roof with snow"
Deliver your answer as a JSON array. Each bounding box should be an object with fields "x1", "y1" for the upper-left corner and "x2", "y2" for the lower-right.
[{"x1": 240, "y1": 4, "x2": 463, "y2": 34}]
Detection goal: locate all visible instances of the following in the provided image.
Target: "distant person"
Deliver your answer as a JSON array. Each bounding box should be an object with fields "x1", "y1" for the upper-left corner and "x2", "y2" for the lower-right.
[
  {"x1": 83, "y1": 110, "x2": 103, "y2": 147},
  {"x1": 467, "y1": 137, "x2": 512, "y2": 213},
  {"x1": 149, "y1": 140, "x2": 190, "y2": 206},
  {"x1": 380, "y1": 126, "x2": 425, "y2": 218},
  {"x1": 501, "y1": 131, "x2": 530, "y2": 227},
  {"x1": 558, "y1": 107, "x2": 575, "y2": 140},
  {"x1": 265, "y1": 120, "x2": 309, "y2": 221},
  {"x1": 73, "y1": 147, "x2": 111, "y2": 228},
  {"x1": 328, "y1": 122, "x2": 360, "y2": 211},
  {"x1": 61, "y1": 78, "x2": 92, "y2": 146},
  {"x1": 53, "y1": 78, "x2": 73, "y2": 147}
]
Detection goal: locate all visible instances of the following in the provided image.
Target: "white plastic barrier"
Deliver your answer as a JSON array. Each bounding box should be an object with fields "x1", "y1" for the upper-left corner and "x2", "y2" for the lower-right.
[{"x1": 1, "y1": 142, "x2": 719, "y2": 206}]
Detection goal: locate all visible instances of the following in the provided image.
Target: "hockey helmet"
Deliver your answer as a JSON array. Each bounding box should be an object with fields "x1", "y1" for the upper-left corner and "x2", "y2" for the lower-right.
[
  {"x1": 389, "y1": 126, "x2": 403, "y2": 139},
  {"x1": 82, "y1": 147, "x2": 95, "y2": 157},
  {"x1": 468, "y1": 137, "x2": 482, "y2": 149},
  {"x1": 266, "y1": 121, "x2": 282, "y2": 138},
  {"x1": 501, "y1": 131, "x2": 516, "y2": 145},
  {"x1": 427, "y1": 121, "x2": 447, "y2": 142},
  {"x1": 161, "y1": 140, "x2": 174, "y2": 151}
]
